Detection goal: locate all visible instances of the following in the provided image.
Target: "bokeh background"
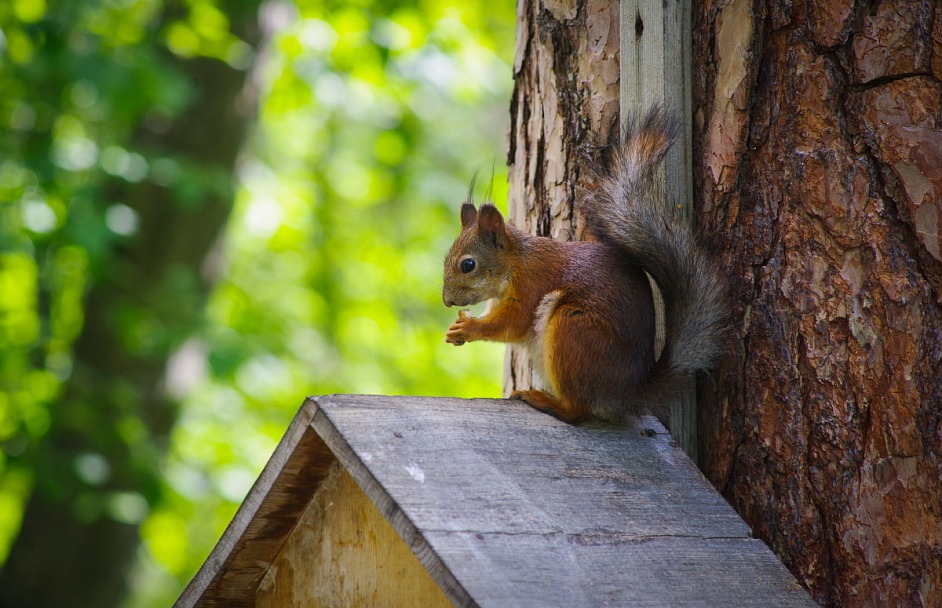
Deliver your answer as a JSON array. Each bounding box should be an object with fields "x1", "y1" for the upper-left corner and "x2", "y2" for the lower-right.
[{"x1": 0, "y1": 0, "x2": 513, "y2": 605}]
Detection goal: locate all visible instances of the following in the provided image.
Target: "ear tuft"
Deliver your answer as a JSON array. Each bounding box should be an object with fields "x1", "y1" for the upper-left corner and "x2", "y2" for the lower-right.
[{"x1": 460, "y1": 203, "x2": 477, "y2": 229}]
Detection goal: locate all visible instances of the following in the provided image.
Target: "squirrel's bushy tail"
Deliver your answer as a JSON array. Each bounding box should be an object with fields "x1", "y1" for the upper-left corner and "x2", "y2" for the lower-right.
[{"x1": 582, "y1": 106, "x2": 728, "y2": 411}]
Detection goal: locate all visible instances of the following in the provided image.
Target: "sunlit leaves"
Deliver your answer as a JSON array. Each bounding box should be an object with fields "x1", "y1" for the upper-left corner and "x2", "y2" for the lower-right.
[
  {"x1": 0, "y1": 250, "x2": 40, "y2": 363},
  {"x1": 0, "y1": 0, "x2": 261, "y2": 591},
  {"x1": 1, "y1": 0, "x2": 515, "y2": 605},
  {"x1": 131, "y1": 3, "x2": 513, "y2": 600},
  {"x1": 163, "y1": 0, "x2": 251, "y2": 67}
]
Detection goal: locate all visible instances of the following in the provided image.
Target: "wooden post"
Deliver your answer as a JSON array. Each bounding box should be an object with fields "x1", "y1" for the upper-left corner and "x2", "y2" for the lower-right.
[{"x1": 620, "y1": 0, "x2": 697, "y2": 461}]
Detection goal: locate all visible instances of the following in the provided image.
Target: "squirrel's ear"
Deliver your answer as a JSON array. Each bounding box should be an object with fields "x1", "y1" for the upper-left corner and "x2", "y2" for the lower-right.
[
  {"x1": 477, "y1": 204, "x2": 507, "y2": 248},
  {"x1": 460, "y1": 203, "x2": 477, "y2": 229}
]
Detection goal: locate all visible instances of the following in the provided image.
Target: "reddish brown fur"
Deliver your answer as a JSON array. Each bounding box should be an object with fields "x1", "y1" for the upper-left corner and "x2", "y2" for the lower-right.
[
  {"x1": 443, "y1": 107, "x2": 725, "y2": 424},
  {"x1": 444, "y1": 212, "x2": 655, "y2": 423}
]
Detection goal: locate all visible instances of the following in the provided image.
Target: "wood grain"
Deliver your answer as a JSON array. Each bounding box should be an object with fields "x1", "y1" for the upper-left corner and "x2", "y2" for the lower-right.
[
  {"x1": 309, "y1": 394, "x2": 816, "y2": 607},
  {"x1": 255, "y1": 462, "x2": 452, "y2": 608},
  {"x1": 173, "y1": 403, "x2": 335, "y2": 608},
  {"x1": 620, "y1": 0, "x2": 698, "y2": 461},
  {"x1": 176, "y1": 394, "x2": 815, "y2": 606}
]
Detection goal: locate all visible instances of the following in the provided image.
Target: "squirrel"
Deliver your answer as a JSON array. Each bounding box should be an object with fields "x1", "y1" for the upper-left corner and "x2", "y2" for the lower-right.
[{"x1": 442, "y1": 106, "x2": 727, "y2": 424}]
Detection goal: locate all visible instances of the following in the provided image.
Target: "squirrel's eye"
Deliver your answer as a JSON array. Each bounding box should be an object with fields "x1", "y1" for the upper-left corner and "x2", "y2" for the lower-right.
[{"x1": 460, "y1": 258, "x2": 476, "y2": 274}]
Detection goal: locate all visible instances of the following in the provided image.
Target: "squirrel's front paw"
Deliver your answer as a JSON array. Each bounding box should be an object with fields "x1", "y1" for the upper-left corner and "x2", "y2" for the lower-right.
[{"x1": 445, "y1": 312, "x2": 474, "y2": 346}]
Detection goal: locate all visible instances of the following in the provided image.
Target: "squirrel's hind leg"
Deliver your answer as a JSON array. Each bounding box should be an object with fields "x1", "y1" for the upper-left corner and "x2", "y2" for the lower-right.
[
  {"x1": 510, "y1": 293, "x2": 593, "y2": 423},
  {"x1": 510, "y1": 389, "x2": 591, "y2": 423}
]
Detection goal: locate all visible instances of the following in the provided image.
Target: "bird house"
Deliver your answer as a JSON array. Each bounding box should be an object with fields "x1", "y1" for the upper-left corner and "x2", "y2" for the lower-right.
[{"x1": 175, "y1": 395, "x2": 814, "y2": 607}]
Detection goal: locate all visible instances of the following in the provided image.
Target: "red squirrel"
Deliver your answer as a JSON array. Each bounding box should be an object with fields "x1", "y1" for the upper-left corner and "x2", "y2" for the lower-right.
[{"x1": 442, "y1": 107, "x2": 727, "y2": 424}]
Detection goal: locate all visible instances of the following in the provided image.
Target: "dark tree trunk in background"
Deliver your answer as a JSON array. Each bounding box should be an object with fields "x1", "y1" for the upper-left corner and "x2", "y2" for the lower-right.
[
  {"x1": 0, "y1": 4, "x2": 265, "y2": 606},
  {"x1": 693, "y1": 0, "x2": 942, "y2": 605}
]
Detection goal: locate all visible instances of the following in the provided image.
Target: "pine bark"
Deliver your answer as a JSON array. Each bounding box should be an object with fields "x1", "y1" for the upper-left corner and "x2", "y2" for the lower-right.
[
  {"x1": 510, "y1": 0, "x2": 942, "y2": 605},
  {"x1": 693, "y1": 1, "x2": 942, "y2": 605},
  {"x1": 506, "y1": 0, "x2": 621, "y2": 391}
]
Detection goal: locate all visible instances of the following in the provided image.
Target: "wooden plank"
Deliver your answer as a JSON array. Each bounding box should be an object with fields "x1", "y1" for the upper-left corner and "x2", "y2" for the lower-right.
[
  {"x1": 309, "y1": 395, "x2": 815, "y2": 607},
  {"x1": 621, "y1": 0, "x2": 698, "y2": 460},
  {"x1": 255, "y1": 461, "x2": 452, "y2": 607},
  {"x1": 421, "y1": 532, "x2": 811, "y2": 608},
  {"x1": 173, "y1": 402, "x2": 335, "y2": 608},
  {"x1": 620, "y1": 0, "x2": 694, "y2": 203},
  {"x1": 309, "y1": 398, "x2": 478, "y2": 606}
]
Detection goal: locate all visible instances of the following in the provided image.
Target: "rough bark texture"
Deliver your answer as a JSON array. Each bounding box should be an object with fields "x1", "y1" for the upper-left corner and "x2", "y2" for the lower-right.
[
  {"x1": 693, "y1": 0, "x2": 942, "y2": 606},
  {"x1": 510, "y1": 0, "x2": 941, "y2": 604},
  {"x1": 506, "y1": 0, "x2": 621, "y2": 392}
]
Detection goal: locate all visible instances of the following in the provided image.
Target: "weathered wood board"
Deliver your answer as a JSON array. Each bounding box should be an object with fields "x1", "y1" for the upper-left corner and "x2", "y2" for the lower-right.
[
  {"x1": 310, "y1": 395, "x2": 814, "y2": 607},
  {"x1": 175, "y1": 395, "x2": 815, "y2": 607},
  {"x1": 621, "y1": 0, "x2": 699, "y2": 461},
  {"x1": 255, "y1": 461, "x2": 452, "y2": 607},
  {"x1": 173, "y1": 404, "x2": 336, "y2": 608}
]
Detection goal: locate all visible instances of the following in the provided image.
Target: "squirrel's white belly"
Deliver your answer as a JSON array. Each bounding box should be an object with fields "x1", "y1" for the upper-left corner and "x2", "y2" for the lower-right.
[{"x1": 524, "y1": 290, "x2": 564, "y2": 395}]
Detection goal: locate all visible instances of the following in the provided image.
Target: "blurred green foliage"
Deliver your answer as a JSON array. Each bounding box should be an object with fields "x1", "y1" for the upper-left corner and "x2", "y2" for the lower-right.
[{"x1": 0, "y1": 0, "x2": 513, "y2": 605}]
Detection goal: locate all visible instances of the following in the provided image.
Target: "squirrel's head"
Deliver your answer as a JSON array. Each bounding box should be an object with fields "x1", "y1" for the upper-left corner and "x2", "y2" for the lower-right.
[{"x1": 443, "y1": 203, "x2": 514, "y2": 307}]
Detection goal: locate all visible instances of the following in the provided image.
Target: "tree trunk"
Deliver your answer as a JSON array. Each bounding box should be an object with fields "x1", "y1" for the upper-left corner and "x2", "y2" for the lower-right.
[
  {"x1": 510, "y1": 0, "x2": 941, "y2": 605},
  {"x1": 0, "y1": 4, "x2": 264, "y2": 606},
  {"x1": 506, "y1": 0, "x2": 621, "y2": 391},
  {"x1": 693, "y1": 1, "x2": 942, "y2": 605}
]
